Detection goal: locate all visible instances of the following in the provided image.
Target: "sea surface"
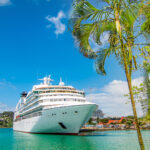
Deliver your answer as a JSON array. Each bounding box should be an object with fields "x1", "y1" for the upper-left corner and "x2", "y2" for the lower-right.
[{"x1": 0, "y1": 128, "x2": 149, "y2": 150}]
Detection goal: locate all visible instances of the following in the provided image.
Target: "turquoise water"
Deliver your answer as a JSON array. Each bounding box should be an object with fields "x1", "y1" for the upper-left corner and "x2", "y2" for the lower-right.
[{"x1": 0, "y1": 129, "x2": 150, "y2": 150}]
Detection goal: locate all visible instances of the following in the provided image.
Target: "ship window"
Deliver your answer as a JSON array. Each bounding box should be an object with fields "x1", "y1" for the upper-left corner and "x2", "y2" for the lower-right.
[{"x1": 62, "y1": 112, "x2": 67, "y2": 114}]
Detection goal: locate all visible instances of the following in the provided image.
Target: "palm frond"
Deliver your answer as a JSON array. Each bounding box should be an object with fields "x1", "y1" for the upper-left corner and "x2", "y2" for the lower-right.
[
  {"x1": 141, "y1": 3, "x2": 150, "y2": 34},
  {"x1": 73, "y1": 23, "x2": 98, "y2": 58},
  {"x1": 95, "y1": 48, "x2": 113, "y2": 75},
  {"x1": 70, "y1": 0, "x2": 149, "y2": 75}
]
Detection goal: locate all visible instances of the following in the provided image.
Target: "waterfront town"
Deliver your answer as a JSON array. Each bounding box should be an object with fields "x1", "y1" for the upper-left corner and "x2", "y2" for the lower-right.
[{"x1": 82, "y1": 110, "x2": 150, "y2": 131}]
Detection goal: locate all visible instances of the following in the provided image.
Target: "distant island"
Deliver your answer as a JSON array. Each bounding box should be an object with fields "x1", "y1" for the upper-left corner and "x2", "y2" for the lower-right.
[{"x1": 0, "y1": 112, "x2": 14, "y2": 128}]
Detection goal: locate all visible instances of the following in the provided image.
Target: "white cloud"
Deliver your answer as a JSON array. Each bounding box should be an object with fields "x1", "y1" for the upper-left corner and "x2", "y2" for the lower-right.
[
  {"x1": 86, "y1": 77, "x2": 144, "y2": 117},
  {"x1": 46, "y1": 11, "x2": 66, "y2": 36},
  {"x1": 0, "y1": 0, "x2": 11, "y2": 6},
  {"x1": 0, "y1": 103, "x2": 14, "y2": 112}
]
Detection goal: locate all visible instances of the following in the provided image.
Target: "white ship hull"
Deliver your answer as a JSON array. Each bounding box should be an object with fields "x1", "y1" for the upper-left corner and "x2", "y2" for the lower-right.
[{"x1": 13, "y1": 104, "x2": 96, "y2": 134}]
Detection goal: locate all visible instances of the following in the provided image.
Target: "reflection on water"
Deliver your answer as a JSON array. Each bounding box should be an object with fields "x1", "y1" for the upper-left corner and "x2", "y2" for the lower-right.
[
  {"x1": 0, "y1": 129, "x2": 150, "y2": 150},
  {"x1": 12, "y1": 131, "x2": 97, "y2": 150}
]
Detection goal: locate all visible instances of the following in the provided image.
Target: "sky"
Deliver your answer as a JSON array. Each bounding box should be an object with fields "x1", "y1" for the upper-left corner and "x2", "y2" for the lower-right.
[{"x1": 0, "y1": 0, "x2": 144, "y2": 116}]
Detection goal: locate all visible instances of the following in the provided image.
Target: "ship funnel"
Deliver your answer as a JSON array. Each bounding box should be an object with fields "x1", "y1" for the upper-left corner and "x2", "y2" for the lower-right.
[{"x1": 21, "y1": 91, "x2": 27, "y2": 97}]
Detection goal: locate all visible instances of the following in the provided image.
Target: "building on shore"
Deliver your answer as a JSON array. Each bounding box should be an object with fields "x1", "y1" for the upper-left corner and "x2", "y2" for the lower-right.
[{"x1": 107, "y1": 117, "x2": 124, "y2": 124}]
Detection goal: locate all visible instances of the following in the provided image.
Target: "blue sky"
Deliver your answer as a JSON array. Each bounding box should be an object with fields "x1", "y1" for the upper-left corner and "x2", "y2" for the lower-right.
[{"x1": 0, "y1": 0, "x2": 143, "y2": 116}]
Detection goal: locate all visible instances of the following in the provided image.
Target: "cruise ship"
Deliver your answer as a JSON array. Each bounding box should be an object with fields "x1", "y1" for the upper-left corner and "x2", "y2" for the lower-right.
[{"x1": 13, "y1": 76, "x2": 97, "y2": 134}]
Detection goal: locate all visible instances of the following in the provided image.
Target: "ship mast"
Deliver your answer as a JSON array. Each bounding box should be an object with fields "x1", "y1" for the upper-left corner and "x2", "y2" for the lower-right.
[{"x1": 38, "y1": 75, "x2": 53, "y2": 85}]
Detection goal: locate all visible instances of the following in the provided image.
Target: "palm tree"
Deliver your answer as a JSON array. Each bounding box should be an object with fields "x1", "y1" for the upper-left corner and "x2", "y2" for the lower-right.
[{"x1": 70, "y1": 0, "x2": 149, "y2": 149}]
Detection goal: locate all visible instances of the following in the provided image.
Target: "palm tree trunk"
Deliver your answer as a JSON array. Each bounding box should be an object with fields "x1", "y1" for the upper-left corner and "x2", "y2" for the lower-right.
[
  {"x1": 126, "y1": 70, "x2": 145, "y2": 150},
  {"x1": 115, "y1": 9, "x2": 145, "y2": 150}
]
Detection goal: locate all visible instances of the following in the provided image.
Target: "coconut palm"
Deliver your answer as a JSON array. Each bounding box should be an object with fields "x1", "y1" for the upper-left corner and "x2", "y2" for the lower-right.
[{"x1": 70, "y1": 0, "x2": 150, "y2": 149}]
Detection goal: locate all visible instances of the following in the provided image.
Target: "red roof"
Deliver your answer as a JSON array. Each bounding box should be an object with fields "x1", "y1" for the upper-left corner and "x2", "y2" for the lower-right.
[
  {"x1": 107, "y1": 117, "x2": 124, "y2": 124},
  {"x1": 98, "y1": 122, "x2": 104, "y2": 125}
]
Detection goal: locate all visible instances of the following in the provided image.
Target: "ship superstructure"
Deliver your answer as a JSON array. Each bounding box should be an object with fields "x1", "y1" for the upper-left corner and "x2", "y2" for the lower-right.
[{"x1": 13, "y1": 76, "x2": 97, "y2": 134}]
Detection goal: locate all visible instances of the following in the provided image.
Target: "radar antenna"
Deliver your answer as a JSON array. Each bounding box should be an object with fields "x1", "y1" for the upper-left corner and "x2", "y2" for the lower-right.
[
  {"x1": 38, "y1": 75, "x2": 53, "y2": 85},
  {"x1": 59, "y1": 77, "x2": 64, "y2": 86}
]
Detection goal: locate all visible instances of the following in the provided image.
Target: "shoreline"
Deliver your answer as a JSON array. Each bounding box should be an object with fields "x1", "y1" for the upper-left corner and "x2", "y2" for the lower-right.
[
  {"x1": 0, "y1": 127, "x2": 12, "y2": 128},
  {"x1": 80, "y1": 128, "x2": 150, "y2": 132},
  {"x1": 0, "y1": 127, "x2": 150, "y2": 132}
]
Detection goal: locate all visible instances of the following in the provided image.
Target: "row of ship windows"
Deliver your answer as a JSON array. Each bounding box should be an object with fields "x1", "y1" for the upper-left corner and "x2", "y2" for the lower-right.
[
  {"x1": 14, "y1": 111, "x2": 78, "y2": 122},
  {"x1": 24, "y1": 94, "x2": 84, "y2": 107},
  {"x1": 17, "y1": 98, "x2": 37, "y2": 111},
  {"x1": 38, "y1": 94, "x2": 84, "y2": 97},
  {"x1": 18, "y1": 99, "x2": 85, "y2": 111},
  {"x1": 25, "y1": 94, "x2": 85, "y2": 105},
  {"x1": 20, "y1": 102, "x2": 39, "y2": 112},
  {"x1": 26, "y1": 97, "x2": 36, "y2": 103},
  {"x1": 26, "y1": 93, "x2": 33, "y2": 100},
  {"x1": 19, "y1": 99, "x2": 84, "y2": 112},
  {"x1": 14, "y1": 111, "x2": 42, "y2": 122},
  {"x1": 26, "y1": 88, "x2": 79, "y2": 99},
  {"x1": 44, "y1": 99, "x2": 85, "y2": 102},
  {"x1": 23, "y1": 98, "x2": 37, "y2": 108},
  {"x1": 34, "y1": 91, "x2": 84, "y2": 95},
  {"x1": 18, "y1": 98, "x2": 85, "y2": 112},
  {"x1": 36, "y1": 87, "x2": 75, "y2": 90}
]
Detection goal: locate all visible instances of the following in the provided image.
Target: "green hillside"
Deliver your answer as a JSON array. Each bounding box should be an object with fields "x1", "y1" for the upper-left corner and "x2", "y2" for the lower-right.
[{"x1": 0, "y1": 112, "x2": 14, "y2": 128}]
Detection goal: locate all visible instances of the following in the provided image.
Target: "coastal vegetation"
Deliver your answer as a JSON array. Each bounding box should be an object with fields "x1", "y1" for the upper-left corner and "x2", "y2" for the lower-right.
[
  {"x1": 70, "y1": 0, "x2": 150, "y2": 149},
  {"x1": 125, "y1": 48, "x2": 150, "y2": 121},
  {"x1": 0, "y1": 112, "x2": 14, "y2": 128},
  {"x1": 87, "y1": 116, "x2": 150, "y2": 130}
]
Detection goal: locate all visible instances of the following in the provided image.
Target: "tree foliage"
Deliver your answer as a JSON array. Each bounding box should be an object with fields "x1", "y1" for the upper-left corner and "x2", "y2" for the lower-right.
[
  {"x1": 0, "y1": 112, "x2": 14, "y2": 128},
  {"x1": 70, "y1": 1, "x2": 150, "y2": 149},
  {"x1": 70, "y1": 0, "x2": 150, "y2": 75}
]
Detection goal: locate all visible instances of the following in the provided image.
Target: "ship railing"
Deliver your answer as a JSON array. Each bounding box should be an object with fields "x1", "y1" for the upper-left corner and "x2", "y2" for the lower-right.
[{"x1": 14, "y1": 111, "x2": 42, "y2": 122}]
